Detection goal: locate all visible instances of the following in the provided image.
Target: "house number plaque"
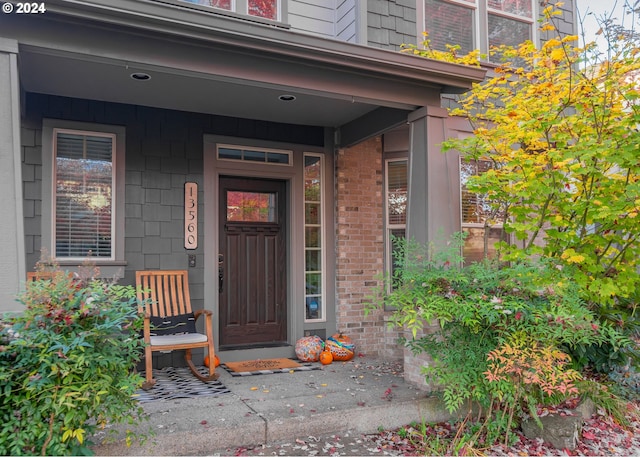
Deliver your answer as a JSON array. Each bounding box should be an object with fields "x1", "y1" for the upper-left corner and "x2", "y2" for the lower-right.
[{"x1": 184, "y1": 182, "x2": 198, "y2": 249}]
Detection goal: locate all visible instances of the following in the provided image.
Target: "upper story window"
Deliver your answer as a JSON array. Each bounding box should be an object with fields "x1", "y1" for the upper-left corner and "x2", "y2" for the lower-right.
[
  {"x1": 180, "y1": 0, "x2": 280, "y2": 21},
  {"x1": 421, "y1": 0, "x2": 534, "y2": 61}
]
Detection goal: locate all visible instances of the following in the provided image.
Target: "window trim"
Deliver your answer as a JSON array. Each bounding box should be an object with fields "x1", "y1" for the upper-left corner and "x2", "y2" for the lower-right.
[
  {"x1": 459, "y1": 157, "x2": 507, "y2": 262},
  {"x1": 303, "y1": 152, "x2": 325, "y2": 323},
  {"x1": 173, "y1": 0, "x2": 287, "y2": 25},
  {"x1": 42, "y1": 119, "x2": 126, "y2": 270},
  {"x1": 216, "y1": 143, "x2": 293, "y2": 166},
  {"x1": 418, "y1": 0, "x2": 537, "y2": 58},
  {"x1": 384, "y1": 157, "x2": 408, "y2": 294}
]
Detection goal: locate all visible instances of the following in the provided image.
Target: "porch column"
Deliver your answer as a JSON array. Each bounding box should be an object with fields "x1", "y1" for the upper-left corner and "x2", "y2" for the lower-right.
[
  {"x1": 406, "y1": 105, "x2": 461, "y2": 248},
  {"x1": 0, "y1": 38, "x2": 26, "y2": 314}
]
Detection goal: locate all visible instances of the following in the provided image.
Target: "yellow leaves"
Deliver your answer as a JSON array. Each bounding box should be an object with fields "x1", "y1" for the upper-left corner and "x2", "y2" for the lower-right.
[
  {"x1": 62, "y1": 427, "x2": 85, "y2": 444},
  {"x1": 561, "y1": 35, "x2": 578, "y2": 44},
  {"x1": 560, "y1": 249, "x2": 586, "y2": 264},
  {"x1": 550, "y1": 48, "x2": 565, "y2": 62}
]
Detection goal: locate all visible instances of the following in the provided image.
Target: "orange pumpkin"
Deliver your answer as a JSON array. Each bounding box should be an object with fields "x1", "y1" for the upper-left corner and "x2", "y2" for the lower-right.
[
  {"x1": 204, "y1": 354, "x2": 220, "y2": 368},
  {"x1": 326, "y1": 332, "x2": 355, "y2": 361},
  {"x1": 319, "y1": 349, "x2": 333, "y2": 365},
  {"x1": 331, "y1": 332, "x2": 352, "y2": 346}
]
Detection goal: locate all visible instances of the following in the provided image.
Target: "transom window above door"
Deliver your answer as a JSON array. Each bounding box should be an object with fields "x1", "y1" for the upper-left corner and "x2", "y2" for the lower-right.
[{"x1": 217, "y1": 144, "x2": 292, "y2": 166}]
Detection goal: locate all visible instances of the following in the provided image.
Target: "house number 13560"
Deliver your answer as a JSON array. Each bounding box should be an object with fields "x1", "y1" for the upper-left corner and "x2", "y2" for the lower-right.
[{"x1": 184, "y1": 182, "x2": 198, "y2": 249}]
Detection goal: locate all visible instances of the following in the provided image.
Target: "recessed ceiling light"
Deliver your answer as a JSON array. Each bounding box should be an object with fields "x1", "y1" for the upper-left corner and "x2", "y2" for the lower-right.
[
  {"x1": 130, "y1": 72, "x2": 151, "y2": 81},
  {"x1": 278, "y1": 94, "x2": 296, "y2": 101}
]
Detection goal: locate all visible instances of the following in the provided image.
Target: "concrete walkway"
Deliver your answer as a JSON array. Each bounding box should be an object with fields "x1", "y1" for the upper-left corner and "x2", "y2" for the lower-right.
[{"x1": 92, "y1": 358, "x2": 455, "y2": 456}]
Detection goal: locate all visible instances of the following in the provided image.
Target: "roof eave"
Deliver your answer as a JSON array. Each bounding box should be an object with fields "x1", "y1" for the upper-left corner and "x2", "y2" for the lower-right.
[{"x1": 41, "y1": 0, "x2": 487, "y2": 91}]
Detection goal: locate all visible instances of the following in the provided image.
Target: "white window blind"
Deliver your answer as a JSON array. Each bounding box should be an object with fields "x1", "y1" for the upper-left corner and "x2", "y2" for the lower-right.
[
  {"x1": 54, "y1": 131, "x2": 114, "y2": 259},
  {"x1": 460, "y1": 159, "x2": 506, "y2": 262}
]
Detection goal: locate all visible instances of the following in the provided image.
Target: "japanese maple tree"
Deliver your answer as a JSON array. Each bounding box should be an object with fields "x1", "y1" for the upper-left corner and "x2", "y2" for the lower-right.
[{"x1": 413, "y1": 5, "x2": 640, "y2": 311}]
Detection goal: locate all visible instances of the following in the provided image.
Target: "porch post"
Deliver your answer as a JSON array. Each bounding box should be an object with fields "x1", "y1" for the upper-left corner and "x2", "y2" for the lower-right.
[
  {"x1": 0, "y1": 38, "x2": 26, "y2": 314},
  {"x1": 406, "y1": 105, "x2": 461, "y2": 248}
]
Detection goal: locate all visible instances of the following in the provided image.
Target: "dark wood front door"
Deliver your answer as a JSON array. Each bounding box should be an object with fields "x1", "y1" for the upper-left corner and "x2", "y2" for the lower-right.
[{"x1": 218, "y1": 176, "x2": 287, "y2": 349}]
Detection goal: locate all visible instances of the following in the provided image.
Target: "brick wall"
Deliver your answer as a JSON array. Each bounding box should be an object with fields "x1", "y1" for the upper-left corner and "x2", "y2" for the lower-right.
[{"x1": 335, "y1": 136, "x2": 403, "y2": 359}]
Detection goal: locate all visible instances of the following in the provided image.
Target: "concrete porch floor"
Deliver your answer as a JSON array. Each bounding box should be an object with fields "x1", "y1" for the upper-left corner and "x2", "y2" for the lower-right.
[{"x1": 91, "y1": 358, "x2": 456, "y2": 456}]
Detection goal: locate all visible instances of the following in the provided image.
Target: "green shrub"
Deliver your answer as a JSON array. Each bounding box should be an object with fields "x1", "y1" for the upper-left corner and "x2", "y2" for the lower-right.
[
  {"x1": 0, "y1": 266, "x2": 147, "y2": 455},
  {"x1": 367, "y1": 234, "x2": 632, "y2": 445}
]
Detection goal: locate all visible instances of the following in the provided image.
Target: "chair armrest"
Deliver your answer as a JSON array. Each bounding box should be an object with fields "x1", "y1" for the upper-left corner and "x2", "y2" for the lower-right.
[{"x1": 193, "y1": 309, "x2": 212, "y2": 319}]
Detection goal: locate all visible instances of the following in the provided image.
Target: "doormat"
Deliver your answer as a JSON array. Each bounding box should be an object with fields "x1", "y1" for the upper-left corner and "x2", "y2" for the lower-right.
[
  {"x1": 134, "y1": 366, "x2": 230, "y2": 402},
  {"x1": 222, "y1": 358, "x2": 320, "y2": 376}
]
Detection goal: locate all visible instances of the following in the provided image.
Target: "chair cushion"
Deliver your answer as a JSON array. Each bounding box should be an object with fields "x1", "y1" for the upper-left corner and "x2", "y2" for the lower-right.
[
  {"x1": 150, "y1": 332, "x2": 208, "y2": 346},
  {"x1": 150, "y1": 313, "x2": 197, "y2": 336}
]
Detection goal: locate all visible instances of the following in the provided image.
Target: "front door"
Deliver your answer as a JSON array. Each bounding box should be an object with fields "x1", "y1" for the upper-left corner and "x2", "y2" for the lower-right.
[{"x1": 218, "y1": 176, "x2": 287, "y2": 349}]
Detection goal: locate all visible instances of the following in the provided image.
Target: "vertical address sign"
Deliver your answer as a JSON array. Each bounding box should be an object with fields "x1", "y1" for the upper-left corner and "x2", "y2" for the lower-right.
[{"x1": 184, "y1": 182, "x2": 198, "y2": 249}]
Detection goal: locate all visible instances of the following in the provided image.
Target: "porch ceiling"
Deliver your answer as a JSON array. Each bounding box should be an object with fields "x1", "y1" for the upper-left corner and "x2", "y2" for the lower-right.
[
  {"x1": 18, "y1": 49, "x2": 376, "y2": 128},
  {"x1": 2, "y1": 0, "x2": 486, "y2": 145}
]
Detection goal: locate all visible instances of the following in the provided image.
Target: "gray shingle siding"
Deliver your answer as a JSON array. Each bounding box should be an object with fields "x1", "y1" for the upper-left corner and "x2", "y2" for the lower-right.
[
  {"x1": 367, "y1": 0, "x2": 416, "y2": 50},
  {"x1": 21, "y1": 92, "x2": 322, "y2": 282}
]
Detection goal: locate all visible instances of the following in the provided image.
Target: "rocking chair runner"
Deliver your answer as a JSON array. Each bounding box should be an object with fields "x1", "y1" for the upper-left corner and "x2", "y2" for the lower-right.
[{"x1": 136, "y1": 270, "x2": 218, "y2": 389}]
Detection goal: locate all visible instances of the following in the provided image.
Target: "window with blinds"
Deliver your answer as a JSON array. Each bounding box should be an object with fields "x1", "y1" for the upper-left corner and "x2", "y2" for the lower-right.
[
  {"x1": 422, "y1": 0, "x2": 534, "y2": 63},
  {"x1": 385, "y1": 159, "x2": 408, "y2": 290},
  {"x1": 54, "y1": 130, "x2": 115, "y2": 259},
  {"x1": 460, "y1": 159, "x2": 506, "y2": 263}
]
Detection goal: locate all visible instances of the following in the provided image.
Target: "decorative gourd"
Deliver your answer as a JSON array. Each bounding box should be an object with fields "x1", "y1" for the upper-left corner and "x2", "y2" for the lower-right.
[
  {"x1": 204, "y1": 354, "x2": 220, "y2": 368},
  {"x1": 295, "y1": 335, "x2": 324, "y2": 362},
  {"x1": 319, "y1": 349, "x2": 333, "y2": 365},
  {"x1": 325, "y1": 332, "x2": 355, "y2": 361}
]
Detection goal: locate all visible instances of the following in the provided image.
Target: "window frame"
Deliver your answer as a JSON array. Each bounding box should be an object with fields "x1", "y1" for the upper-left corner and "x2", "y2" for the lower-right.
[
  {"x1": 384, "y1": 157, "x2": 408, "y2": 293},
  {"x1": 459, "y1": 157, "x2": 506, "y2": 262},
  {"x1": 418, "y1": 0, "x2": 537, "y2": 60},
  {"x1": 216, "y1": 143, "x2": 293, "y2": 166},
  {"x1": 303, "y1": 152, "x2": 325, "y2": 323},
  {"x1": 176, "y1": 0, "x2": 284, "y2": 23},
  {"x1": 41, "y1": 120, "x2": 126, "y2": 272}
]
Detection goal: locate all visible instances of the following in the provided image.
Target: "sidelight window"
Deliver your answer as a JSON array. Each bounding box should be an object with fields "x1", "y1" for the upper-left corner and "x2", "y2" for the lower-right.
[
  {"x1": 385, "y1": 159, "x2": 408, "y2": 292},
  {"x1": 304, "y1": 154, "x2": 324, "y2": 322}
]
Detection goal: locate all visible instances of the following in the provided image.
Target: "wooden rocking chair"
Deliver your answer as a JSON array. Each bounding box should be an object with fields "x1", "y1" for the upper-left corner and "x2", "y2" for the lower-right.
[{"x1": 136, "y1": 270, "x2": 218, "y2": 389}]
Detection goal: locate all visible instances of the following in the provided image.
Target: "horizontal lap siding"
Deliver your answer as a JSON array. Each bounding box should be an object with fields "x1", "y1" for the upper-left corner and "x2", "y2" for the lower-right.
[{"x1": 288, "y1": 0, "x2": 336, "y2": 39}]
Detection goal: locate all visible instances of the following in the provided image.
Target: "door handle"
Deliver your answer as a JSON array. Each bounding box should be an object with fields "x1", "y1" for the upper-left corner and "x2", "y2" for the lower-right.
[{"x1": 218, "y1": 254, "x2": 224, "y2": 293}]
